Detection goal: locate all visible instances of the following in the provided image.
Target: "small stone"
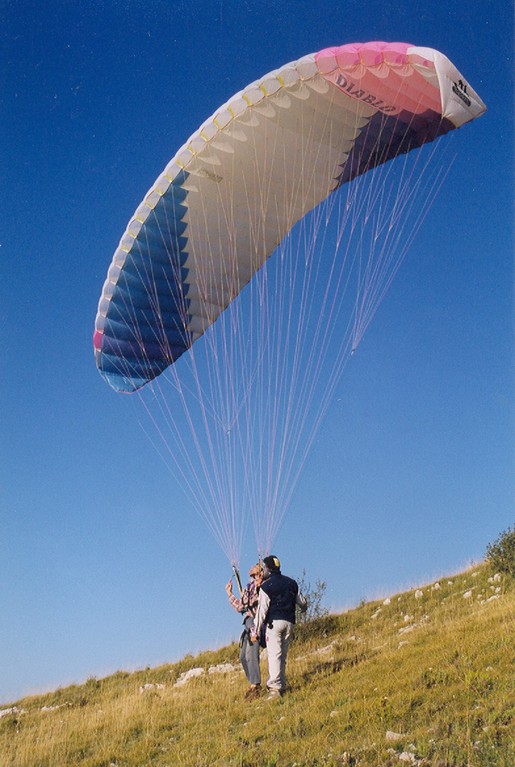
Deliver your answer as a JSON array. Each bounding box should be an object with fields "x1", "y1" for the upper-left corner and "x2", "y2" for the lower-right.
[
  {"x1": 398, "y1": 752, "x2": 417, "y2": 764},
  {"x1": 208, "y1": 663, "x2": 237, "y2": 674},
  {"x1": 174, "y1": 667, "x2": 205, "y2": 687}
]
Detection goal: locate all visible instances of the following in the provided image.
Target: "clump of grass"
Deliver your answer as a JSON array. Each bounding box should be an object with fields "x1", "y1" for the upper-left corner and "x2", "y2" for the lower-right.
[{"x1": 1, "y1": 562, "x2": 513, "y2": 766}]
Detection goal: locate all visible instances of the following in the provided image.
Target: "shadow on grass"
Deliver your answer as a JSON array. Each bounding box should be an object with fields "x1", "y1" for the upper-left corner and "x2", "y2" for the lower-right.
[{"x1": 299, "y1": 650, "x2": 373, "y2": 685}]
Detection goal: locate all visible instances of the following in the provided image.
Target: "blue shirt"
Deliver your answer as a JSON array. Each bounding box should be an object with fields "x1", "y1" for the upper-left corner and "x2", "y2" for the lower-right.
[{"x1": 259, "y1": 573, "x2": 301, "y2": 624}]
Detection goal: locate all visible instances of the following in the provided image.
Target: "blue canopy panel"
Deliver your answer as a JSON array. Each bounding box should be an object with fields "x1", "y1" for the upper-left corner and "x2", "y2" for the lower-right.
[{"x1": 94, "y1": 174, "x2": 193, "y2": 393}]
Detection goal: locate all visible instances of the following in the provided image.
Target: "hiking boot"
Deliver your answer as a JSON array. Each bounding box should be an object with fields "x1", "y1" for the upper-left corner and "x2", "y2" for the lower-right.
[
  {"x1": 266, "y1": 688, "x2": 282, "y2": 700},
  {"x1": 244, "y1": 684, "x2": 261, "y2": 700}
]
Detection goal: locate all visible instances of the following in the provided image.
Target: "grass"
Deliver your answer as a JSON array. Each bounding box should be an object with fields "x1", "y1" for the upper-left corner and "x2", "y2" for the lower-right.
[{"x1": 1, "y1": 562, "x2": 513, "y2": 766}]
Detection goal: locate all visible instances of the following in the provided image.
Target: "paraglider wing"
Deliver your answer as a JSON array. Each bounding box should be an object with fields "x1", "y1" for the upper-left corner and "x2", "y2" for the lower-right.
[{"x1": 93, "y1": 41, "x2": 485, "y2": 393}]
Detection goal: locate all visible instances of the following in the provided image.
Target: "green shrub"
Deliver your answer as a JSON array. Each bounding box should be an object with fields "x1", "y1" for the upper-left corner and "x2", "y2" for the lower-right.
[
  {"x1": 486, "y1": 525, "x2": 515, "y2": 576},
  {"x1": 296, "y1": 569, "x2": 328, "y2": 623}
]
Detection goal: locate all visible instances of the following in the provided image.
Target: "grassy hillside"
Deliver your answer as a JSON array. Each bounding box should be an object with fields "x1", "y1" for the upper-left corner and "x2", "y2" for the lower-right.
[{"x1": 1, "y1": 562, "x2": 513, "y2": 767}]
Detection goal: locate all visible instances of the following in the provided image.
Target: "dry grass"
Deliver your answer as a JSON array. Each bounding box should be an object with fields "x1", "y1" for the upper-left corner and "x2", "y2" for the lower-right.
[{"x1": 1, "y1": 563, "x2": 513, "y2": 766}]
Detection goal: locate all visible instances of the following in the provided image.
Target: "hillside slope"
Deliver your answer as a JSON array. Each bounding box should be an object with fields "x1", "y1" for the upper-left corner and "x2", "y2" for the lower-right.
[{"x1": 1, "y1": 563, "x2": 513, "y2": 767}]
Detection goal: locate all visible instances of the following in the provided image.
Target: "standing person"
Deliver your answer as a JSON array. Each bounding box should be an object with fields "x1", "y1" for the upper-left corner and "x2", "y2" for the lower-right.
[
  {"x1": 225, "y1": 563, "x2": 264, "y2": 700},
  {"x1": 253, "y1": 555, "x2": 307, "y2": 700}
]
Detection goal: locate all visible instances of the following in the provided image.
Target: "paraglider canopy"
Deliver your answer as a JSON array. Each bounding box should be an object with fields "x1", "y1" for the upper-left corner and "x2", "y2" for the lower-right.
[
  {"x1": 94, "y1": 41, "x2": 485, "y2": 394},
  {"x1": 93, "y1": 41, "x2": 485, "y2": 565}
]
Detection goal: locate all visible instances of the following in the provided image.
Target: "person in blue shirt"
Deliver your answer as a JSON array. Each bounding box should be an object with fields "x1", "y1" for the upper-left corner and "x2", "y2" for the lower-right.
[{"x1": 253, "y1": 555, "x2": 307, "y2": 699}]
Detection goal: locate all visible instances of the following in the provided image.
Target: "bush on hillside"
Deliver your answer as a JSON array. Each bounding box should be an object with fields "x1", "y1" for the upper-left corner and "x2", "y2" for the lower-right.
[
  {"x1": 486, "y1": 525, "x2": 515, "y2": 576},
  {"x1": 296, "y1": 569, "x2": 328, "y2": 623}
]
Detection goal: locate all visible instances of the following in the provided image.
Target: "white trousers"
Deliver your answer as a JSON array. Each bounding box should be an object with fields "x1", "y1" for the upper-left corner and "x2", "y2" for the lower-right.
[{"x1": 265, "y1": 619, "x2": 293, "y2": 692}]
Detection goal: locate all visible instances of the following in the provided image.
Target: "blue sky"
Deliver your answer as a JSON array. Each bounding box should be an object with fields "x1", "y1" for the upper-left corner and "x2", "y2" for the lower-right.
[{"x1": 1, "y1": 0, "x2": 513, "y2": 704}]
